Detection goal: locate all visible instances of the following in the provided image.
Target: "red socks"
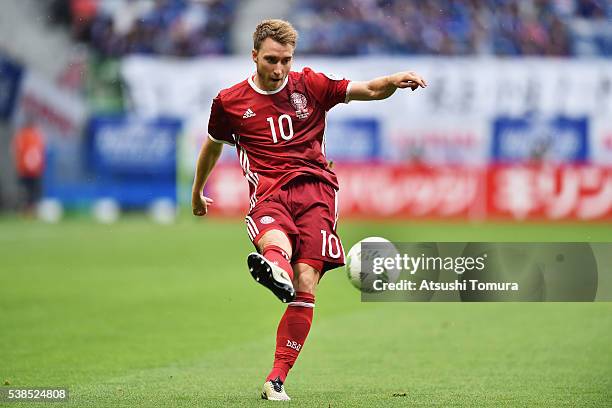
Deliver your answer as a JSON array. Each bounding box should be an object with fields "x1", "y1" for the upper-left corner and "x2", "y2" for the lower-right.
[
  {"x1": 262, "y1": 247, "x2": 314, "y2": 382},
  {"x1": 263, "y1": 245, "x2": 294, "y2": 281},
  {"x1": 266, "y1": 291, "x2": 315, "y2": 383}
]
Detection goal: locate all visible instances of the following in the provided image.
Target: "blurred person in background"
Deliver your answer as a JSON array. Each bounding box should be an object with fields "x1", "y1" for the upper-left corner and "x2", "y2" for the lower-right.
[{"x1": 12, "y1": 118, "x2": 46, "y2": 214}]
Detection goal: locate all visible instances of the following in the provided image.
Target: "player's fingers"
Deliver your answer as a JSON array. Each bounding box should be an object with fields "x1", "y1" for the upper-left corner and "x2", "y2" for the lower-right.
[
  {"x1": 204, "y1": 197, "x2": 214, "y2": 205},
  {"x1": 410, "y1": 76, "x2": 426, "y2": 88},
  {"x1": 405, "y1": 72, "x2": 426, "y2": 88},
  {"x1": 399, "y1": 80, "x2": 418, "y2": 89},
  {"x1": 192, "y1": 203, "x2": 208, "y2": 216}
]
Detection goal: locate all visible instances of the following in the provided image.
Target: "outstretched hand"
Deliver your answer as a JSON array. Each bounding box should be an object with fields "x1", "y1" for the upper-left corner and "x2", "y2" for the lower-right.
[
  {"x1": 389, "y1": 71, "x2": 427, "y2": 91},
  {"x1": 192, "y1": 191, "x2": 214, "y2": 216}
]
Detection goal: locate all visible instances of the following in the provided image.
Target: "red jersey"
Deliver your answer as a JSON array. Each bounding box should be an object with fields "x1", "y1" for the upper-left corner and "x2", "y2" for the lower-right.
[{"x1": 208, "y1": 67, "x2": 351, "y2": 210}]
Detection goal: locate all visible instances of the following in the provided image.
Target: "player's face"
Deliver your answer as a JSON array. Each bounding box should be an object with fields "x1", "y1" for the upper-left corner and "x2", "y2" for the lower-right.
[{"x1": 252, "y1": 38, "x2": 294, "y2": 91}]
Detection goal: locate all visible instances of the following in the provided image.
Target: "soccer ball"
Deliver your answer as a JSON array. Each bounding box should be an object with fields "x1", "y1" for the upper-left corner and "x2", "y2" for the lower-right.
[{"x1": 345, "y1": 237, "x2": 400, "y2": 292}]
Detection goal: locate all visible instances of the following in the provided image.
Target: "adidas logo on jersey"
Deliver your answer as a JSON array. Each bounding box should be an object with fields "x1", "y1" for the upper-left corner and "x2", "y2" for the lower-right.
[{"x1": 243, "y1": 108, "x2": 256, "y2": 118}]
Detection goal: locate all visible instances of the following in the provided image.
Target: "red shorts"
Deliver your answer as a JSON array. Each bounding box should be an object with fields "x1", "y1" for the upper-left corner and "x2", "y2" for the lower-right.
[{"x1": 245, "y1": 176, "x2": 345, "y2": 274}]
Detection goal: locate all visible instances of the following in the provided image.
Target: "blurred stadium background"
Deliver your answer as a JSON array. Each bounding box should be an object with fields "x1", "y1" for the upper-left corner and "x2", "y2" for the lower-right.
[
  {"x1": 1, "y1": 1, "x2": 611, "y2": 406},
  {"x1": 0, "y1": 0, "x2": 611, "y2": 220}
]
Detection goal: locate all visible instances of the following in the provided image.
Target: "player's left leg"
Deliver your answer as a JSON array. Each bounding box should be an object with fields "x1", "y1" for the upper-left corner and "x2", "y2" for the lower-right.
[{"x1": 261, "y1": 262, "x2": 320, "y2": 401}]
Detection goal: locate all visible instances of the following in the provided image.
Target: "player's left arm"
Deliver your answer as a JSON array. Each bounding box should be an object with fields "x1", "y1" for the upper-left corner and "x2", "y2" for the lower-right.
[{"x1": 347, "y1": 71, "x2": 427, "y2": 102}]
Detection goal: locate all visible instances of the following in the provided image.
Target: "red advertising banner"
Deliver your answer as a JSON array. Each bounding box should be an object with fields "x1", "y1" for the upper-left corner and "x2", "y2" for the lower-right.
[
  {"x1": 205, "y1": 164, "x2": 250, "y2": 215},
  {"x1": 334, "y1": 165, "x2": 483, "y2": 219},
  {"x1": 487, "y1": 165, "x2": 612, "y2": 220},
  {"x1": 205, "y1": 163, "x2": 612, "y2": 221}
]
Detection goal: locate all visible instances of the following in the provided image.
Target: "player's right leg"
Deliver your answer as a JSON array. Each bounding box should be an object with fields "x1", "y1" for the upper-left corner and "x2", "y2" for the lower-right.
[
  {"x1": 261, "y1": 376, "x2": 291, "y2": 401},
  {"x1": 248, "y1": 228, "x2": 296, "y2": 303},
  {"x1": 245, "y1": 195, "x2": 300, "y2": 302}
]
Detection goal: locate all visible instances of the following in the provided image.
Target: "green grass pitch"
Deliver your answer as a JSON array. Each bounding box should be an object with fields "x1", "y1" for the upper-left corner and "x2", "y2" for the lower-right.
[{"x1": 1, "y1": 217, "x2": 611, "y2": 407}]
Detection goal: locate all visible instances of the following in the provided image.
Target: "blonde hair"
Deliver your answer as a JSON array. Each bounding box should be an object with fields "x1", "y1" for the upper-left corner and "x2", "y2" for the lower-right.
[{"x1": 253, "y1": 19, "x2": 298, "y2": 50}]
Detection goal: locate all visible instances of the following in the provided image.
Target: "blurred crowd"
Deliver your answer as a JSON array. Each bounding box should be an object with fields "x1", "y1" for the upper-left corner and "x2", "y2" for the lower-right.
[
  {"x1": 50, "y1": 0, "x2": 237, "y2": 57},
  {"x1": 49, "y1": 0, "x2": 611, "y2": 57},
  {"x1": 293, "y1": 0, "x2": 611, "y2": 56}
]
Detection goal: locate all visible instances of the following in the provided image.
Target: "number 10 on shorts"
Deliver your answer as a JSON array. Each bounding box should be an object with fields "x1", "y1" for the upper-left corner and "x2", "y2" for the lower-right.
[{"x1": 321, "y1": 230, "x2": 342, "y2": 258}]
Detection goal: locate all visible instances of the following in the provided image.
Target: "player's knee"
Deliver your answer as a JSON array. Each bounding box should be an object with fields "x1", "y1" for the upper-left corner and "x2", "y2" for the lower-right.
[{"x1": 257, "y1": 229, "x2": 292, "y2": 257}]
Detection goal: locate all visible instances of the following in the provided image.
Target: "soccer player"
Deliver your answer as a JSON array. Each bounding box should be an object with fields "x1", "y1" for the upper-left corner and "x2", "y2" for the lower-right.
[{"x1": 192, "y1": 19, "x2": 426, "y2": 401}]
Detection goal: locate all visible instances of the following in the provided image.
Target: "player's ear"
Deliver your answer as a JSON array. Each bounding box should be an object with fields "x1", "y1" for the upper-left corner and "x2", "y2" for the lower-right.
[{"x1": 251, "y1": 49, "x2": 258, "y2": 63}]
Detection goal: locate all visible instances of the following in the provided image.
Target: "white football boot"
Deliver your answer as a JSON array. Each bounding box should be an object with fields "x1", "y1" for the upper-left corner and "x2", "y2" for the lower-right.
[
  {"x1": 261, "y1": 377, "x2": 291, "y2": 401},
  {"x1": 247, "y1": 253, "x2": 295, "y2": 303}
]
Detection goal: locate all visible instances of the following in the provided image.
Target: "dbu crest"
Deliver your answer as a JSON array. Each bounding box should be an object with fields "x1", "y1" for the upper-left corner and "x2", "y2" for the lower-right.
[{"x1": 290, "y1": 92, "x2": 310, "y2": 119}]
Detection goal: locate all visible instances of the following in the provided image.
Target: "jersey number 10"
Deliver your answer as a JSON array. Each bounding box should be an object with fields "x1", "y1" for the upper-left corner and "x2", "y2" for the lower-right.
[
  {"x1": 267, "y1": 115, "x2": 294, "y2": 143},
  {"x1": 321, "y1": 230, "x2": 342, "y2": 259}
]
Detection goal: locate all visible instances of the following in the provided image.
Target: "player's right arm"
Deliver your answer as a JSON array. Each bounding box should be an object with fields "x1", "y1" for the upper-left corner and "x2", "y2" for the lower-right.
[
  {"x1": 191, "y1": 136, "x2": 223, "y2": 216},
  {"x1": 193, "y1": 94, "x2": 235, "y2": 216}
]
